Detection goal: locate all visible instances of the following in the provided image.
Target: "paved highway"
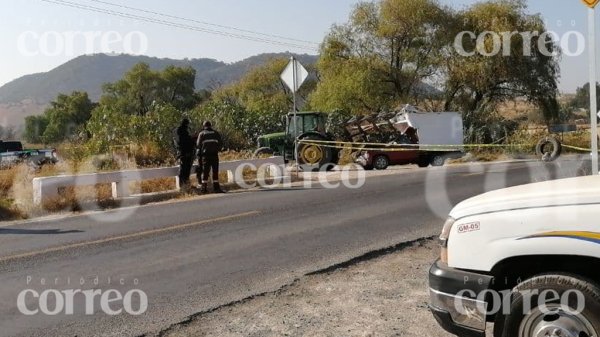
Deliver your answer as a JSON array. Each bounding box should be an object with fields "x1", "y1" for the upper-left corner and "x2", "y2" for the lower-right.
[{"x1": 0, "y1": 159, "x2": 586, "y2": 337}]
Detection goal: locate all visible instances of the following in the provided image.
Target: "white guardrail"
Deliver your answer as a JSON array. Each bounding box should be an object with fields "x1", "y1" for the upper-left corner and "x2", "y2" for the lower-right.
[{"x1": 32, "y1": 157, "x2": 286, "y2": 205}]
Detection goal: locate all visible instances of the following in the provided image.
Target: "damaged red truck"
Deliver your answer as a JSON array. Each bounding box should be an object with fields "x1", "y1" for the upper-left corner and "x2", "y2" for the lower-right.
[{"x1": 355, "y1": 107, "x2": 465, "y2": 170}]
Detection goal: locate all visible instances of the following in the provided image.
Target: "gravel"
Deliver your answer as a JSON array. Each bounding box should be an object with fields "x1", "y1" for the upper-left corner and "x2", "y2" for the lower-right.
[{"x1": 163, "y1": 239, "x2": 456, "y2": 337}]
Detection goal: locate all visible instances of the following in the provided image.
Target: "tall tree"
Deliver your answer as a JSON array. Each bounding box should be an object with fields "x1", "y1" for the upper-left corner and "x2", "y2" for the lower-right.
[
  {"x1": 443, "y1": 0, "x2": 560, "y2": 135},
  {"x1": 310, "y1": 0, "x2": 560, "y2": 143},
  {"x1": 310, "y1": 0, "x2": 450, "y2": 114},
  {"x1": 100, "y1": 63, "x2": 199, "y2": 116}
]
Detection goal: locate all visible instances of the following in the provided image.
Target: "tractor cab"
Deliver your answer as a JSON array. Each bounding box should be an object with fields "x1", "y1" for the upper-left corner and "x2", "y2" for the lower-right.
[
  {"x1": 285, "y1": 112, "x2": 327, "y2": 140},
  {"x1": 254, "y1": 112, "x2": 330, "y2": 161}
]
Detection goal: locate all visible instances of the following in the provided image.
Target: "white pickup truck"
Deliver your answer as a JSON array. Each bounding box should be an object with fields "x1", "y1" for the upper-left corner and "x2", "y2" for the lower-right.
[{"x1": 429, "y1": 175, "x2": 600, "y2": 337}]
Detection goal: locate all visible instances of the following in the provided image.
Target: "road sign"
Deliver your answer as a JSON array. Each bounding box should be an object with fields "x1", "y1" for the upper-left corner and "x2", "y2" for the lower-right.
[
  {"x1": 583, "y1": 0, "x2": 600, "y2": 8},
  {"x1": 281, "y1": 57, "x2": 309, "y2": 171},
  {"x1": 281, "y1": 58, "x2": 308, "y2": 93}
]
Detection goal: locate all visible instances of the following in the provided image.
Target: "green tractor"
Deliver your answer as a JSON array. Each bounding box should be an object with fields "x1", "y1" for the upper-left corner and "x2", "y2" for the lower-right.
[{"x1": 254, "y1": 111, "x2": 339, "y2": 169}]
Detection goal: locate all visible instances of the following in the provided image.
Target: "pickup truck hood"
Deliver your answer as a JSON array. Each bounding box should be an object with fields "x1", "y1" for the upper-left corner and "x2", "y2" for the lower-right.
[{"x1": 449, "y1": 175, "x2": 600, "y2": 220}]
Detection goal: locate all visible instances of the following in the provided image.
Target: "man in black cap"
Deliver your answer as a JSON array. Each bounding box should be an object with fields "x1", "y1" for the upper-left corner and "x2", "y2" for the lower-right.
[
  {"x1": 196, "y1": 121, "x2": 224, "y2": 193},
  {"x1": 174, "y1": 118, "x2": 195, "y2": 191}
]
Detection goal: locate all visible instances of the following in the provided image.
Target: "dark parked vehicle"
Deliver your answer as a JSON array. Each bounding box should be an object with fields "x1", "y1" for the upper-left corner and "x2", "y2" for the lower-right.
[{"x1": 0, "y1": 140, "x2": 58, "y2": 168}]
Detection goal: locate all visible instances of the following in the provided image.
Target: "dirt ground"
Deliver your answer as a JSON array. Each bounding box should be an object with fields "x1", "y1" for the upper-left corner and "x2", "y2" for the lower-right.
[{"x1": 163, "y1": 239, "x2": 457, "y2": 337}]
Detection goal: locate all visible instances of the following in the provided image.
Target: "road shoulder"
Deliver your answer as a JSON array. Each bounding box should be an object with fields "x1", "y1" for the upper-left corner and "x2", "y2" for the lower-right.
[{"x1": 161, "y1": 238, "x2": 454, "y2": 337}]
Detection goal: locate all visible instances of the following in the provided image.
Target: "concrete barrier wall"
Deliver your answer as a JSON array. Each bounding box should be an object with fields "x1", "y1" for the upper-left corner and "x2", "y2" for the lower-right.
[{"x1": 32, "y1": 157, "x2": 285, "y2": 205}]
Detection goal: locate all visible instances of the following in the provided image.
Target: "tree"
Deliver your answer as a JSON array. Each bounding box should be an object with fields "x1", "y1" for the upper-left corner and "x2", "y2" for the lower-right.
[
  {"x1": 443, "y1": 0, "x2": 560, "y2": 139},
  {"x1": 23, "y1": 91, "x2": 95, "y2": 144},
  {"x1": 23, "y1": 115, "x2": 48, "y2": 144},
  {"x1": 194, "y1": 58, "x2": 316, "y2": 149},
  {"x1": 311, "y1": 0, "x2": 561, "y2": 143},
  {"x1": 100, "y1": 63, "x2": 199, "y2": 116},
  {"x1": 569, "y1": 82, "x2": 600, "y2": 111},
  {"x1": 45, "y1": 91, "x2": 95, "y2": 143},
  {"x1": 310, "y1": 0, "x2": 451, "y2": 114},
  {"x1": 215, "y1": 57, "x2": 315, "y2": 113},
  {"x1": 86, "y1": 103, "x2": 186, "y2": 154}
]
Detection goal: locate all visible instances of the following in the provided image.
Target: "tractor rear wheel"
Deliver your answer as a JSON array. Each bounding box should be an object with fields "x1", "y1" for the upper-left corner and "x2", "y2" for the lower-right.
[{"x1": 297, "y1": 135, "x2": 334, "y2": 171}]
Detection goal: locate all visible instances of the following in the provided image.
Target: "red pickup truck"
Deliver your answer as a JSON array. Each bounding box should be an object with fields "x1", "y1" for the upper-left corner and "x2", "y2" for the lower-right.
[
  {"x1": 355, "y1": 110, "x2": 464, "y2": 170},
  {"x1": 356, "y1": 146, "x2": 460, "y2": 170}
]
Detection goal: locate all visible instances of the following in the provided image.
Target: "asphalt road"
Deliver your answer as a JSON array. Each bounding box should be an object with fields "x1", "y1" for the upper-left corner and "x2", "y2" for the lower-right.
[{"x1": 0, "y1": 159, "x2": 587, "y2": 337}]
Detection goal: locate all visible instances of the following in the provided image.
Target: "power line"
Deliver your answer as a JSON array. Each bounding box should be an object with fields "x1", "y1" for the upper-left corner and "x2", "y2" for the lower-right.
[
  {"x1": 39, "y1": 0, "x2": 319, "y2": 51},
  {"x1": 41, "y1": 0, "x2": 317, "y2": 50},
  {"x1": 86, "y1": 0, "x2": 320, "y2": 46}
]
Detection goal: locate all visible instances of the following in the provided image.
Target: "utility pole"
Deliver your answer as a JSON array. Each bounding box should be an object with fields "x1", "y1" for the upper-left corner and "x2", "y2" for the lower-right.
[{"x1": 588, "y1": 5, "x2": 599, "y2": 174}]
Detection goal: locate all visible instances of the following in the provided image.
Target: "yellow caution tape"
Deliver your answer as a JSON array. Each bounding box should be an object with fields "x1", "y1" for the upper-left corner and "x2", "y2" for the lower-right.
[
  {"x1": 297, "y1": 139, "x2": 600, "y2": 153},
  {"x1": 297, "y1": 139, "x2": 531, "y2": 152},
  {"x1": 562, "y1": 144, "x2": 597, "y2": 152}
]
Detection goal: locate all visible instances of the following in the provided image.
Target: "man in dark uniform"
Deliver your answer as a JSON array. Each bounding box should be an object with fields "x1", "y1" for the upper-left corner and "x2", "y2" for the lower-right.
[
  {"x1": 175, "y1": 118, "x2": 195, "y2": 191},
  {"x1": 196, "y1": 121, "x2": 224, "y2": 193}
]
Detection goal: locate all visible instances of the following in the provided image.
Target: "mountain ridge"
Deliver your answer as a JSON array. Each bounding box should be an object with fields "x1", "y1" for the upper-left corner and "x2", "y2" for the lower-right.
[
  {"x1": 0, "y1": 52, "x2": 318, "y2": 104},
  {"x1": 0, "y1": 52, "x2": 318, "y2": 126}
]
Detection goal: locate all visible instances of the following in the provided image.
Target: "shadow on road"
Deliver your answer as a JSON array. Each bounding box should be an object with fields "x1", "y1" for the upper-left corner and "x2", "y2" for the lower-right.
[{"x1": 0, "y1": 228, "x2": 84, "y2": 235}]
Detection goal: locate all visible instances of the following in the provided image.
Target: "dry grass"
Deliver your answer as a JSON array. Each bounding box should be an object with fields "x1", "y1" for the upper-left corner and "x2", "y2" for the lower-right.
[
  {"x1": 496, "y1": 99, "x2": 537, "y2": 121},
  {"x1": 0, "y1": 149, "x2": 256, "y2": 221},
  {"x1": 220, "y1": 150, "x2": 255, "y2": 161},
  {"x1": 40, "y1": 184, "x2": 115, "y2": 213},
  {"x1": 0, "y1": 166, "x2": 18, "y2": 198},
  {"x1": 138, "y1": 177, "x2": 177, "y2": 194},
  {"x1": 0, "y1": 198, "x2": 25, "y2": 221},
  {"x1": 560, "y1": 131, "x2": 597, "y2": 152}
]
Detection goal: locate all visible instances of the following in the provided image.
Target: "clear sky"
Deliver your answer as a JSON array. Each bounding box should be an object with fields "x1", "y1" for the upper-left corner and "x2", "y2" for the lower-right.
[{"x1": 0, "y1": 0, "x2": 596, "y2": 93}]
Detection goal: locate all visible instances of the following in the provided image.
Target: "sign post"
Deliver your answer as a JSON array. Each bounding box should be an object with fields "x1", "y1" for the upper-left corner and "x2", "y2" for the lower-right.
[
  {"x1": 584, "y1": 0, "x2": 600, "y2": 174},
  {"x1": 281, "y1": 57, "x2": 309, "y2": 170}
]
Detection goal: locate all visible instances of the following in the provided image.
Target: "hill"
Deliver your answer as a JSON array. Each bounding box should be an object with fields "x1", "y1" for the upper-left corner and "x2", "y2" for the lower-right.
[{"x1": 0, "y1": 53, "x2": 318, "y2": 126}]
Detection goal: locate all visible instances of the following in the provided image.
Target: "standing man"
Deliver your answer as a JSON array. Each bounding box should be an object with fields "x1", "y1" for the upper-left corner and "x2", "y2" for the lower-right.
[
  {"x1": 197, "y1": 121, "x2": 224, "y2": 193},
  {"x1": 175, "y1": 118, "x2": 195, "y2": 191}
]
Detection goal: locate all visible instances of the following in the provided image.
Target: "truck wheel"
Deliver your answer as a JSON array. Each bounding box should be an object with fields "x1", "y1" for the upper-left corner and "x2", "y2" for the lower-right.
[
  {"x1": 430, "y1": 154, "x2": 446, "y2": 167},
  {"x1": 499, "y1": 274, "x2": 600, "y2": 337},
  {"x1": 254, "y1": 147, "x2": 274, "y2": 158},
  {"x1": 535, "y1": 137, "x2": 562, "y2": 162},
  {"x1": 373, "y1": 155, "x2": 389, "y2": 170},
  {"x1": 417, "y1": 157, "x2": 430, "y2": 168}
]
